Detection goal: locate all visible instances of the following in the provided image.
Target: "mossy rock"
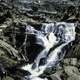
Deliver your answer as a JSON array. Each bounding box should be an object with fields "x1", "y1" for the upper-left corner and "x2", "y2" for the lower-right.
[
  {"x1": 0, "y1": 55, "x2": 17, "y2": 68},
  {"x1": 1, "y1": 76, "x2": 14, "y2": 80}
]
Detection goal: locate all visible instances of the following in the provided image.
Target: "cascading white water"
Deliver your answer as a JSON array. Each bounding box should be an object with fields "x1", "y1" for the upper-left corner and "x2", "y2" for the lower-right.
[{"x1": 21, "y1": 22, "x2": 76, "y2": 80}]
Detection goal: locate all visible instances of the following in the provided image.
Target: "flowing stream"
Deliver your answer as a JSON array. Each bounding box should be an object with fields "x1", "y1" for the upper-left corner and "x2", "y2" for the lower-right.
[{"x1": 21, "y1": 22, "x2": 76, "y2": 80}]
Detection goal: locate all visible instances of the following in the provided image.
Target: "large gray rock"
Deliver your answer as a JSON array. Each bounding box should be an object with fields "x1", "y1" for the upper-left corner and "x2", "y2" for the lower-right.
[
  {"x1": 64, "y1": 58, "x2": 78, "y2": 66},
  {"x1": 67, "y1": 75, "x2": 80, "y2": 80},
  {"x1": 64, "y1": 66, "x2": 80, "y2": 76}
]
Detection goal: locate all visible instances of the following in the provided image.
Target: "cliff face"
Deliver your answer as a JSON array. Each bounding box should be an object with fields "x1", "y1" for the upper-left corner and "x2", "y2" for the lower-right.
[
  {"x1": 1, "y1": 0, "x2": 80, "y2": 11},
  {"x1": 12, "y1": 0, "x2": 80, "y2": 9},
  {"x1": 2, "y1": 0, "x2": 79, "y2": 22}
]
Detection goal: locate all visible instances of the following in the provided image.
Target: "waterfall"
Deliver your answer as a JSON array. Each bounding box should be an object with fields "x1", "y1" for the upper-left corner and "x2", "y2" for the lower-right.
[{"x1": 21, "y1": 22, "x2": 76, "y2": 80}]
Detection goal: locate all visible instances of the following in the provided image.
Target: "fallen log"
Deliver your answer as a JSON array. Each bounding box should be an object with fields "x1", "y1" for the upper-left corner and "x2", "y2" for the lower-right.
[{"x1": 0, "y1": 39, "x2": 19, "y2": 60}]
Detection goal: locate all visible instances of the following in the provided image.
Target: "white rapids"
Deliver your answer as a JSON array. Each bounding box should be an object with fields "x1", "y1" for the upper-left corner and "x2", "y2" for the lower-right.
[{"x1": 21, "y1": 22, "x2": 76, "y2": 80}]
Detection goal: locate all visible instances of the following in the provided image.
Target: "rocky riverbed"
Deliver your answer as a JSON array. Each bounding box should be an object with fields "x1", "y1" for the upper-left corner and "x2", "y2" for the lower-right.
[{"x1": 0, "y1": 0, "x2": 80, "y2": 80}]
